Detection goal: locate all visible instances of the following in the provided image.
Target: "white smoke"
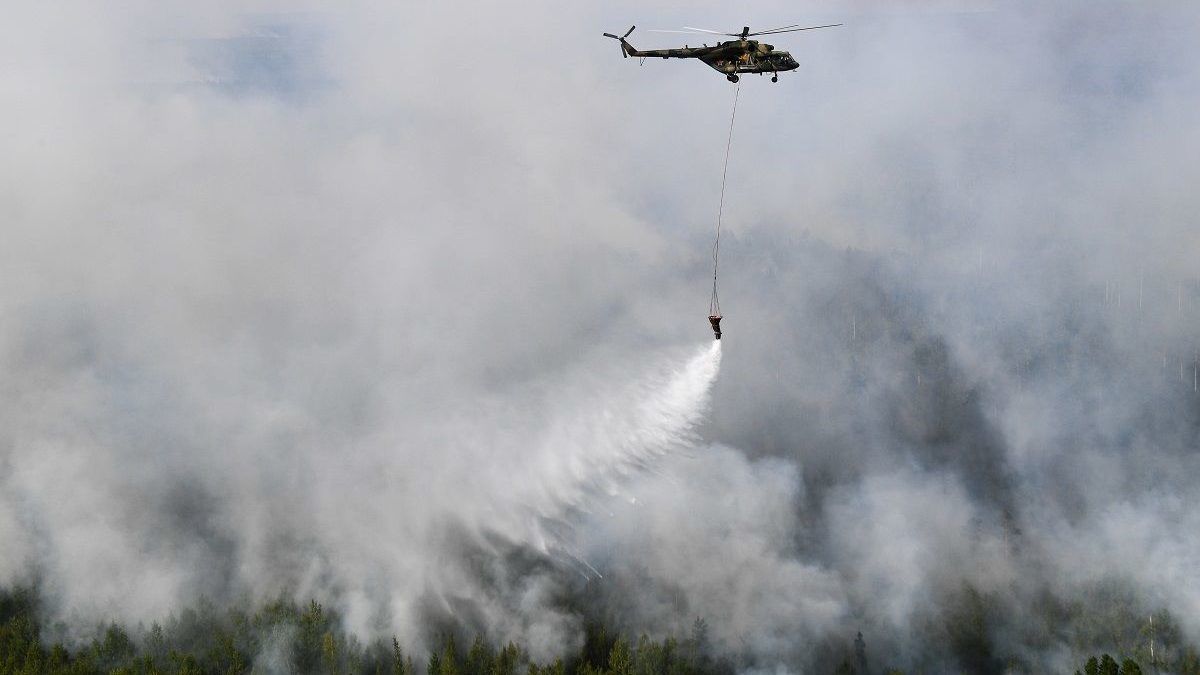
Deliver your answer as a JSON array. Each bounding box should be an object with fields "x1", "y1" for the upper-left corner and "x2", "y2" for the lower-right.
[{"x1": 5, "y1": 1, "x2": 1200, "y2": 671}]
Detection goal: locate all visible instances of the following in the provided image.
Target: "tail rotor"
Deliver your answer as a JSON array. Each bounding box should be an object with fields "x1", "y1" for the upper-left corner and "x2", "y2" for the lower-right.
[{"x1": 602, "y1": 25, "x2": 636, "y2": 57}]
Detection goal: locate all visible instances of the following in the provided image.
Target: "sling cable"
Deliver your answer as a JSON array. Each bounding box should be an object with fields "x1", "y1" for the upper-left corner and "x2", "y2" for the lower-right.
[{"x1": 709, "y1": 83, "x2": 740, "y2": 340}]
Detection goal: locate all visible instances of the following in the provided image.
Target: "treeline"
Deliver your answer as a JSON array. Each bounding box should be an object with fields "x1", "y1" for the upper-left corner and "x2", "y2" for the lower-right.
[
  {"x1": 1, "y1": 585, "x2": 1198, "y2": 675},
  {"x1": 1074, "y1": 654, "x2": 1143, "y2": 675},
  {"x1": 0, "y1": 587, "x2": 728, "y2": 675}
]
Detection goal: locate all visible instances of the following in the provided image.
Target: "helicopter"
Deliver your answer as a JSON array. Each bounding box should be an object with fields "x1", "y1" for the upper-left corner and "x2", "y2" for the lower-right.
[{"x1": 602, "y1": 23, "x2": 840, "y2": 83}]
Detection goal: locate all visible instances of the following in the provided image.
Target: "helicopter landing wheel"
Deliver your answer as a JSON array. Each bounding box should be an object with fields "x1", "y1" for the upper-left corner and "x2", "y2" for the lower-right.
[
  {"x1": 771, "y1": 74, "x2": 778, "y2": 83},
  {"x1": 727, "y1": 74, "x2": 739, "y2": 83}
]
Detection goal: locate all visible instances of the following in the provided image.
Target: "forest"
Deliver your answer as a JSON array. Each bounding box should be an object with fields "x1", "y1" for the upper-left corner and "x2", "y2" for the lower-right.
[{"x1": 2, "y1": 586, "x2": 1198, "y2": 675}]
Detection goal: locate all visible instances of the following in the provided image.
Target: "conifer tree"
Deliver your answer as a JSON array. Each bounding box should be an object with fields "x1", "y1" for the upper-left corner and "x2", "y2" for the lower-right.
[
  {"x1": 394, "y1": 637, "x2": 407, "y2": 675},
  {"x1": 608, "y1": 636, "x2": 633, "y2": 675},
  {"x1": 467, "y1": 634, "x2": 491, "y2": 675},
  {"x1": 440, "y1": 635, "x2": 461, "y2": 675},
  {"x1": 323, "y1": 631, "x2": 340, "y2": 675}
]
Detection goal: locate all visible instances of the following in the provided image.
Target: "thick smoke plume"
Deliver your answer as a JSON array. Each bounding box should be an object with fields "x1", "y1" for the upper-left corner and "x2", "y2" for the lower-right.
[{"x1": 3, "y1": 1, "x2": 1200, "y2": 673}]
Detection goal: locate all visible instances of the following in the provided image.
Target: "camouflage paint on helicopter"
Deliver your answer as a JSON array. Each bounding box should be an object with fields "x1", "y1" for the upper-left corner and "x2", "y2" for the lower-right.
[{"x1": 602, "y1": 24, "x2": 838, "y2": 83}]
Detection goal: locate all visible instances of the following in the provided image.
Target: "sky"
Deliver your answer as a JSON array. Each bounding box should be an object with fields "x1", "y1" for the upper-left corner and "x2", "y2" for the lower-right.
[{"x1": 2, "y1": 1, "x2": 1200, "y2": 672}]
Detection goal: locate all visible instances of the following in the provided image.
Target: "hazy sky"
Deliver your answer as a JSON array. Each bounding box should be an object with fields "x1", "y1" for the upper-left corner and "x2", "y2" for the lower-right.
[{"x1": 2, "y1": 1, "x2": 1199, "y2": 672}]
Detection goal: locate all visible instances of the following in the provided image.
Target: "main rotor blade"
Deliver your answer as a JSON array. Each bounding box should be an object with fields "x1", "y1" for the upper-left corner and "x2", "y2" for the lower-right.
[
  {"x1": 749, "y1": 23, "x2": 842, "y2": 36},
  {"x1": 681, "y1": 26, "x2": 740, "y2": 36},
  {"x1": 666, "y1": 23, "x2": 844, "y2": 38},
  {"x1": 746, "y1": 23, "x2": 806, "y2": 33},
  {"x1": 647, "y1": 29, "x2": 716, "y2": 34}
]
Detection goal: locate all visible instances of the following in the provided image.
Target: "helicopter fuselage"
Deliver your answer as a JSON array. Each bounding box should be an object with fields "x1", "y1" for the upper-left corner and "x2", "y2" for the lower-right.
[
  {"x1": 605, "y1": 23, "x2": 838, "y2": 82},
  {"x1": 621, "y1": 39, "x2": 798, "y2": 81}
]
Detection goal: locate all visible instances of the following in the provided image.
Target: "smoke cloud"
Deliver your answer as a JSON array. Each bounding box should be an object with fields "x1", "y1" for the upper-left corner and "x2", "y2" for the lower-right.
[{"x1": 2, "y1": 1, "x2": 1200, "y2": 672}]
